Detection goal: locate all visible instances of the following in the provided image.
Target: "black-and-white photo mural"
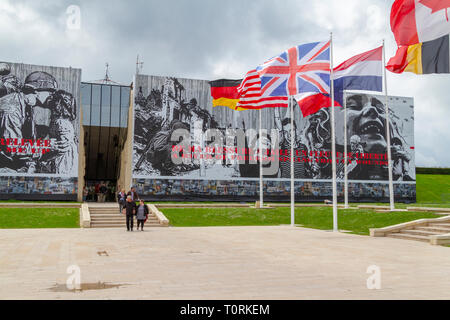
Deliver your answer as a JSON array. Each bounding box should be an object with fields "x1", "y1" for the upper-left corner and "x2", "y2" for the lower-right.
[
  {"x1": 0, "y1": 61, "x2": 81, "y2": 198},
  {"x1": 132, "y1": 74, "x2": 415, "y2": 202}
]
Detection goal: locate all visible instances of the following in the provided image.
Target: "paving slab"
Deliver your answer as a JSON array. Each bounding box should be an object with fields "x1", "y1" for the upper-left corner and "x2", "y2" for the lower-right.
[{"x1": 0, "y1": 226, "x2": 449, "y2": 300}]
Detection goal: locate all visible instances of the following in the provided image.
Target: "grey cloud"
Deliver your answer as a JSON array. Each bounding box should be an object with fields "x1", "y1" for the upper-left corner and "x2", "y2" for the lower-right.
[{"x1": 0, "y1": 0, "x2": 449, "y2": 167}]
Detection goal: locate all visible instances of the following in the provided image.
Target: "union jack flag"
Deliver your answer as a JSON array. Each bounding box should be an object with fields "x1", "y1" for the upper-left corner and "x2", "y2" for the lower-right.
[
  {"x1": 256, "y1": 41, "x2": 331, "y2": 97},
  {"x1": 256, "y1": 41, "x2": 333, "y2": 116}
]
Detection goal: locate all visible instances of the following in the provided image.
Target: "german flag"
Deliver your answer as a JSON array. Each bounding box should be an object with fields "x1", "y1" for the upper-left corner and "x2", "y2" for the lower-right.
[
  {"x1": 387, "y1": 34, "x2": 449, "y2": 74},
  {"x1": 209, "y1": 79, "x2": 246, "y2": 111}
]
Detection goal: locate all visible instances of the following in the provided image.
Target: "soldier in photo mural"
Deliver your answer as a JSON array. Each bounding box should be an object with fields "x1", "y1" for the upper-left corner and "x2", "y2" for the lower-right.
[
  {"x1": 38, "y1": 89, "x2": 77, "y2": 174},
  {"x1": 299, "y1": 108, "x2": 332, "y2": 179},
  {"x1": 391, "y1": 136, "x2": 413, "y2": 181},
  {"x1": 134, "y1": 78, "x2": 220, "y2": 176},
  {"x1": 0, "y1": 63, "x2": 78, "y2": 174}
]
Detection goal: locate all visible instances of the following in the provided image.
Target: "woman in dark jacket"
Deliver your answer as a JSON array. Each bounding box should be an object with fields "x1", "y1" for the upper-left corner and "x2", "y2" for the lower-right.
[
  {"x1": 136, "y1": 200, "x2": 149, "y2": 231},
  {"x1": 117, "y1": 189, "x2": 126, "y2": 214}
]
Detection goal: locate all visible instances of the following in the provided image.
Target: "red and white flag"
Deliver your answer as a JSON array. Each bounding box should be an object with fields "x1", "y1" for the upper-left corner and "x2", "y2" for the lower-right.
[
  {"x1": 391, "y1": 0, "x2": 450, "y2": 45},
  {"x1": 236, "y1": 69, "x2": 288, "y2": 110}
]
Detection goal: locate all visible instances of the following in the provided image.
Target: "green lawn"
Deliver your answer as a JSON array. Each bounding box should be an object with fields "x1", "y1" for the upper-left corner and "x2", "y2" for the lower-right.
[
  {"x1": 263, "y1": 174, "x2": 450, "y2": 208},
  {"x1": 0, "y1": 173, "x2": 446, "y2": 231},
  {"x1": 161, "y1": 207, "x2": 438, "y2": 235},
  {"x1": 0, "y1": 208, "x2": 79, "y2": 229},
  {"x1": 416, "y1": 174, "x2": 450, "y2": 205},
  {"x1": 0, "y1": 200, "x2": 80, "y2": 203},
  {"x1": 159, "y1": 174, "x2": 448, "y2": 235}
]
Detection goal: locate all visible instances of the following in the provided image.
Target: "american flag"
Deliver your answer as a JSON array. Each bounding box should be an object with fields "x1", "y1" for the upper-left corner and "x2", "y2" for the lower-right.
[{"x1": 236, "y1": 69, "x2": 288, "y2": 110}]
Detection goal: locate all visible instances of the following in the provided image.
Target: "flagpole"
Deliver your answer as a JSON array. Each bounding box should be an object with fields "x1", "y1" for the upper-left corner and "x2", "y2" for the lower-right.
[
  {"x1": 330, "y1": 32, "x2": 338, "y2": 232},
  {"x1": 382, "y1": 39, "x2": 395, "y2": 211},
  {"x1": 259, "y1": 108, "x2": 264, "y2": 208},
  {"x1": 290, "y1": 95, "x2": 295, "y2": 226},
  {"x1": 343, "y1": 91, "x2": 349, "y2": 209}
]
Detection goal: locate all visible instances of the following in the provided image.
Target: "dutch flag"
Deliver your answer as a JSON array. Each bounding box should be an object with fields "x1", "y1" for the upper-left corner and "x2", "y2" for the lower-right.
[{"x1": 333, "y1": 46, "x2": 383, "y2": 106}]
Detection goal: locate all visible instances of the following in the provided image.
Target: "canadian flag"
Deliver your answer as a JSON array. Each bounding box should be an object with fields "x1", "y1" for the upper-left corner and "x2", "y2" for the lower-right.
[{"x1": 391, "y1": 0, "x2": 450, "y2": 45}]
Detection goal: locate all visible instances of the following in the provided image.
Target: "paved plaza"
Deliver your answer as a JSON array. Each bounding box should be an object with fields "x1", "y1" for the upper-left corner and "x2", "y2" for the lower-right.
[{"x1": 0, "y1": 226, "x2": 449, "y2": 299}]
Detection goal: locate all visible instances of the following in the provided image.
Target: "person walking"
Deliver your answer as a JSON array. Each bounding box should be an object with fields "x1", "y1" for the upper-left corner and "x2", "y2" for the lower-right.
[
  {"x1": 95, "y1": 182, "x2": 100, "y2": 202},
  {"x1": 123, "y1": 195, "x2": 136, "y2": 231},
  {"x1": 117, "y1": 188, "x2": 126, "y2": 214},
  {"x1": 136, "y1": 200, "x2": 149, "y2": 231},
  {"x1": 127, "y1": 187, "x2": 140, "y2": 202},
  {"x1": 99, "y1": 182, "x2": 107, "y2": 202},
  {"x1": 82, "y1": 186, "x2": 88, "y2": 202}
]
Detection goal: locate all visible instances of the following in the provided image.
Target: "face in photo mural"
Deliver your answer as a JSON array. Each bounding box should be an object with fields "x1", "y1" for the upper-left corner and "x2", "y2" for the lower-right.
[
  {"x1": 0, "y1": 62, "x2": 79, "y2": 175},
  {"x1": 295, "y1": 93, "x2": 414, "y2": 182},
  {"x1": 339, "y1": 93, "x2": 414, "y2": 181}
]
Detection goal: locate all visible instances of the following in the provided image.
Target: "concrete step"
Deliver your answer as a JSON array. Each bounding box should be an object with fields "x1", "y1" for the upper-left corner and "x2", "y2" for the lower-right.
[
  {"x1": 91, "y1": 217, "x2": 160, "y2": 221},
  {"x1": 89, "y1": 206, "x2": 119, "y2": 209},
  {"x1": 91, "y1": 220, "x2": 159, "y2": 224},
  {"x1": 416, "y1": 226, "x2": 450, "y2": 233},
  {"x1": 91, "y1": 224, "x2": 165, "y2": 228},
  {"x1": 406, "y1": 206, "x2": 450, "y2": 213},
  {"x1": 429, "y1": 223, "x2": 450, "y2": 229},
  {"x1": 91, "y1": 221, "x2": 161, "y2": 226},
  {"x1": 402, "y1": 229, "x2": 441, "y2": 237},
  {"x1": 90, "y1": 214, "x2": 158, "y2": 218},
  {"x1": 90, "y1": 216, "x2": 159, "y2": 221},
  {"x1": 91, "y1": 219, "x2": 160, "y2": 224},
  {"x1": 387, "y1": 232, "x2": 430, "y2": 242},
  {"x1": 88, "y1": 206, "x2": 165, "y2": 228},
  {"x1": 90, "y1": 212, "x2": 157, "y2": 215},
  {"x1": 89, "y1": 210, "x2": 120, "y2": 214},
  {"x1": 91, "y1": 215, "x2": 158, "y2": 220},
  {"x1": 90, "y1": 213, "x2": 158, "y2": 217}
]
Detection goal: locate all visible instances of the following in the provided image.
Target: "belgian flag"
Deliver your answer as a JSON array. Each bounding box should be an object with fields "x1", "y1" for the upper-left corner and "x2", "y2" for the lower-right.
[
  {"x1": 209, "y1": 79, "x2": 246, "y2": 111},
  {"x1": 387, "y1": 34, "x2": 449, "y2": 74}
]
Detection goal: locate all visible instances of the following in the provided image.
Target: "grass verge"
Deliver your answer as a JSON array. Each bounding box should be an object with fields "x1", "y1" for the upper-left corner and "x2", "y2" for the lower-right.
[
  {"x1": 0, "y1": 208, "x2": 79, "y2": 229},
  {"x1": 416, "y1": 174, "x2": 450, "y2": 205},
  {"x1": 161, "y1": 207, "x2": 438, "y2": 235}
]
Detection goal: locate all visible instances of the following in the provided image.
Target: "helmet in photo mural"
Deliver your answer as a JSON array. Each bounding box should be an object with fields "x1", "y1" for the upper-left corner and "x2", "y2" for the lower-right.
[{"x1": 23, "y1": 71, "x2": 58, "y2": 92}]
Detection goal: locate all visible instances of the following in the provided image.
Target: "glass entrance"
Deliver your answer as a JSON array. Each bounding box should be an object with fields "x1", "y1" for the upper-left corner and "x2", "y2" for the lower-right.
[{"x1": 81, "y1": 82, "x2": 131, "y2": 202}]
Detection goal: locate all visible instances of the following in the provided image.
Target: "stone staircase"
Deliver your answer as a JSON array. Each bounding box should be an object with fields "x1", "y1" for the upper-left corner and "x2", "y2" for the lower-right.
[
  {"x1": 89, "y1": 205, "x2": 164, "y2": 228},
  {"x1": 371, "y1": 215, "x2": 450, "y2": 245},
  {"x1": 387, "y1": 221, "x2": 450, "y2": 242}
]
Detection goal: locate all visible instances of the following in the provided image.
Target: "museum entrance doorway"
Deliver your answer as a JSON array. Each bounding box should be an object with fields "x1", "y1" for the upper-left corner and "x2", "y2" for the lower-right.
[{"x1": 80, "y1": 81, "x2": 131, "y2": 202}]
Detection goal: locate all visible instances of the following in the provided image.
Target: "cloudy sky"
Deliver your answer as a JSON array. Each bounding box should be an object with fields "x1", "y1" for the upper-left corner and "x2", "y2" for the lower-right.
[{"x1": 0, "y1": 0, "x2": 449, "y2": 167}]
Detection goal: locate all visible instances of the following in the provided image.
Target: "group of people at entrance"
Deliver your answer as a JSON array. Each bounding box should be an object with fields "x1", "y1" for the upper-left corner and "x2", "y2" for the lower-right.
[
  {"x1": 117, "y1": 187, "x2": 149, "y2": 232},
  {"x1": 82, "y1": 181, "x2": 116, "y2": 202}
]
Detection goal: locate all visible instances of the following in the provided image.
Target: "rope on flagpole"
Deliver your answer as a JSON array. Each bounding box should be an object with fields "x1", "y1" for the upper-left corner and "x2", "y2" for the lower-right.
[
  {"x1": 259, "y1": 108, "x2": 264, "y2": 208},
  {"x1": 330, "y1": 32, "x2": 338, "y2": 232},
  {"x1": 383, "y1": 39, "x2": 395, "y2": 211},
  {"x1": 344, "y1": 91, "x2": 349, "y2": 209},
  {"x1": 290, "y1": 95, "x2": 295, "y2": 226}
]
